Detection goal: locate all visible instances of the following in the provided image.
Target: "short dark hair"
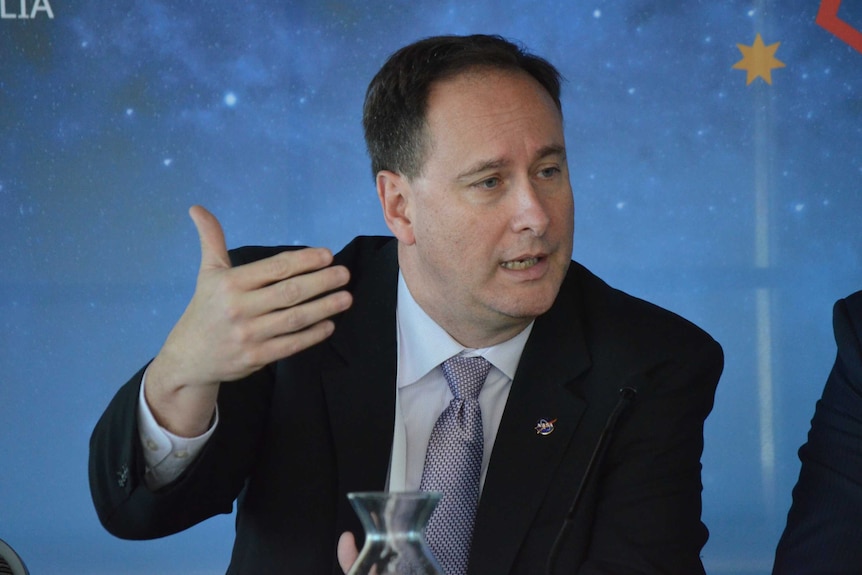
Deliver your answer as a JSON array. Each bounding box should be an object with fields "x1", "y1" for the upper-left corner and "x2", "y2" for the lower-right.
[{"x1": 362, "y1": 34, "x2": 563, "y2": 179}]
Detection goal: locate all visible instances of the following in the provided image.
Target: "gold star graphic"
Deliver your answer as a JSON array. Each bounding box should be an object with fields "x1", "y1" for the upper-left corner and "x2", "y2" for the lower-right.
[{"x1": 733, "y1": 33, "x2": 786, "y2": 85}]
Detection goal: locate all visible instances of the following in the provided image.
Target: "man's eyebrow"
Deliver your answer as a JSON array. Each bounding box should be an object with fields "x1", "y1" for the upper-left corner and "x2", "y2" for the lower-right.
[
  {"x1": 456, "y1": 158, "x2": 509, "y2": 181},
  {"x1": 455, "y1": 145, "x2": 567, "y2": 182}
]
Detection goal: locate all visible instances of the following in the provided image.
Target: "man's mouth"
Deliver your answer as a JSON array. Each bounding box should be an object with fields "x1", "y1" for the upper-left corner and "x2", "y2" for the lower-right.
[{"x1": 500, "y1": 257, "x2": 540, "y2": 270}]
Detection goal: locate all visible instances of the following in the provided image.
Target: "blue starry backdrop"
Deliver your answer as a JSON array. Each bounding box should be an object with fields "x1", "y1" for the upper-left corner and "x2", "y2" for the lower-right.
[{"x1": 1, "y1": 0, "x2": 860, "y2": 573}]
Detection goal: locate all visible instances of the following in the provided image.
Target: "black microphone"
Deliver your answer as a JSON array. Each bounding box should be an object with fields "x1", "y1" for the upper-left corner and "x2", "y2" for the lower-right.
[{"x1": 545, "y1": 386, "x2": 637, "y2": 575}]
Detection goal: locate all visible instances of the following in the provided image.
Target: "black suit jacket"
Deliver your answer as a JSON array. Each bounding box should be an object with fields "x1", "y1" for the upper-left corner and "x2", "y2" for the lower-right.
[
  {"x1": 773, "y1": 290, "x2": 862, "y2": 574},
  {"x1": 89, "y1": 236, "x2": 723, "y2": 574}
]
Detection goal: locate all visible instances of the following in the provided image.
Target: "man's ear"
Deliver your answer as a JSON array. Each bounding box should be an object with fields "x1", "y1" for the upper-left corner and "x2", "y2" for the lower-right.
[{"x1": 376, "y1": 170, "x2": 415, "y2": 245}]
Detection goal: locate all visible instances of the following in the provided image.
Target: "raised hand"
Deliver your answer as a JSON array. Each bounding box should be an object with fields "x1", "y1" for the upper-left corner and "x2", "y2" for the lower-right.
[{"x1": 145, "y1": 205, "x2": 352, "y2": 436}]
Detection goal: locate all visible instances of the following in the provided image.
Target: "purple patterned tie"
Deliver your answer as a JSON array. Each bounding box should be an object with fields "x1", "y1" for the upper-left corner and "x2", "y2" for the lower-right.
[{"x1": 420, "y1": 355, "x2": 491, "y2": 575}]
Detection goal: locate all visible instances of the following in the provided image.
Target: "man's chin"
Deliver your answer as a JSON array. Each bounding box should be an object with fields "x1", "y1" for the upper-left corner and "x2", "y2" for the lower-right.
[{"x1": 495, "y1": 293, "x2": 558, "y2": 321}]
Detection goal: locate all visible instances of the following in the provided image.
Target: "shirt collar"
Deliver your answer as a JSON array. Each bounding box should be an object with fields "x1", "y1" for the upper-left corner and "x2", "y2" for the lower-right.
[{"x1": 396, "y1": 272, "x2": 533, "y2": 388}]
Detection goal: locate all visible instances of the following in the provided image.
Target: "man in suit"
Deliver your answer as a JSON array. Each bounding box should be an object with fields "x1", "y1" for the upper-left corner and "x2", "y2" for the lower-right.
[
  {"x1": 89, "y1": 34, "x2": 723, "y2": 574},
  {"x1": 773, "y1": 290, "x2": 862, "y2": 573}
]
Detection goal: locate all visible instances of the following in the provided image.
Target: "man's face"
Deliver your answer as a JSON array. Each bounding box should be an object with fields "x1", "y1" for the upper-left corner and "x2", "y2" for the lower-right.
[{"x1": 384, "y1": 68, "x2": 574, "y2": 347}]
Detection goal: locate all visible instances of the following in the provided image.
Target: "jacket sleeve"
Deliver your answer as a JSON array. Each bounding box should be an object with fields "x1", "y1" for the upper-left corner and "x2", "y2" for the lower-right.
[
  {"x1": 88, "y1": 362, "x2": 275, "y2": 539},
  {"x1": 87, "y1": 246, "x2": 291, "y2": 540},
  {"x1": 773, "y1": 292, "x2": 862, "y2": 573}
]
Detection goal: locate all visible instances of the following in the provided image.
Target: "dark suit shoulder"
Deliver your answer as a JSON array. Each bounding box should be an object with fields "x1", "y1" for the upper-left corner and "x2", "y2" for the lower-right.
[
  {"x1": 839, "y1": 289, "x2": 862, "y2": 343},
  {"x1": 834, "y1": 290, "x2": 862, "y2": 394},
  {"x1": 773, "y1": 291, "x2": 862, "y2": 572},
  {"x1": 330, "y1": 236, "x2": 397, "y2": 277},
  {"x1": 228, "y1": 236, "x2": 396, "y2": 271},
  {"x1": 566, "y1": 261, "x2": 721, "y2": 362},
  {"x1": 844, "y1": 289, "x2": 862, "y2": 310}
]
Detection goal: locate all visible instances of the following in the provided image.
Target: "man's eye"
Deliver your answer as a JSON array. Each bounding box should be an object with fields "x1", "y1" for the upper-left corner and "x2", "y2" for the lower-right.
[
  {"x1": 476, "y1": 177, "x2": 501, "y2": 189},
  {"x1": 538, "y1": 167, "x2": 561, "y2": 178}
]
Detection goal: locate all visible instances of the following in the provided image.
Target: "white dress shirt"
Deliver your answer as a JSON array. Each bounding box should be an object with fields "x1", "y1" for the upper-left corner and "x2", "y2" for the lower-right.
[
  {"x1": 389, "y1": 274, "x2": 532, "y2": 491},
  {"x1": 138, "y1": 272, "x2": 532, "y2": 491}
]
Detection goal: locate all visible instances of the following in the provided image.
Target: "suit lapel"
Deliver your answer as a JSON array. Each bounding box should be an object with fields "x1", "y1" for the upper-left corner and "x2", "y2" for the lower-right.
[
  {"x1": 321, "y1": 240, "x2": 399, "y2": 521},
  {"x1": 470, "y1": 272, "x2": 591, "y2": 573}
]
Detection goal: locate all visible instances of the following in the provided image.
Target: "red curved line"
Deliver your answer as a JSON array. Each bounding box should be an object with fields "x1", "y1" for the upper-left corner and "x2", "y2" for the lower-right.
[
  {"x1": 817, "y1": 0, "x2": 841, "y2": 20},
  {"x1": 817, "y1": 0, "x2": 862, "y2": 54}
]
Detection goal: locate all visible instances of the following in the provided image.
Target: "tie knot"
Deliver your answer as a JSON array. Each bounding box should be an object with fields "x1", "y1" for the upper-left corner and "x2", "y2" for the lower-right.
[{"x1": 441, "y1": 355, "x2": 491, "y2": 401}]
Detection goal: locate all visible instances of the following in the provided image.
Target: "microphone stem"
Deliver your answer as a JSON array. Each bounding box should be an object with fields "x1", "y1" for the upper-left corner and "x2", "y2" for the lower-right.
[{"x1": 545, "y1": 387, "x2": 636, "y2": 575}]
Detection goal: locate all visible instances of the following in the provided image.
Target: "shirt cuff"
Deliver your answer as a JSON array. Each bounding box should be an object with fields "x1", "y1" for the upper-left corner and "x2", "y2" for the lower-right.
[{"x1": 137, "y1": 368, "x2": 219, "y2": 489}]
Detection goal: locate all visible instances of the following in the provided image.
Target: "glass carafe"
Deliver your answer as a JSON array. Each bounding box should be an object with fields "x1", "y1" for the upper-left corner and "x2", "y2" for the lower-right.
[{"x1": 346, "y1": 491, "x2": 444, "y2": 575}]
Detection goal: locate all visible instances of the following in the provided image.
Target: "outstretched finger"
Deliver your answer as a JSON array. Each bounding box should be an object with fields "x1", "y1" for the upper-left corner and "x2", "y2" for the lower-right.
[
  {"x1": 270, "y1": 314, "x2": 356, "y2": 365},
  {"x1": 244, "y1": 264, "x2": 350, "y2": 317},
  {"x1": 232, "y1": 247, "x2": 336, "y2": 291},
  {"x1": 252, "y1": 289, "x2": 352, "y2": 341},
  {"x1": 189, "y1": 205, "x2": 231, "y2": 271}
]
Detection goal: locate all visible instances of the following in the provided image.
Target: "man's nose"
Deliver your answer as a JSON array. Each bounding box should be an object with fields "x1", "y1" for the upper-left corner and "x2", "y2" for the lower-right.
[{"x1": 510, "y1": 179, "x2": 551, "y2": 237}]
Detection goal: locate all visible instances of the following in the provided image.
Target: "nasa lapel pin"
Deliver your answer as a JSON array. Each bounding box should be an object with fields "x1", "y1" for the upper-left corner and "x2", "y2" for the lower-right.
[{"x1": 534, "y1": 418, "x2": 557, "y2": 436}]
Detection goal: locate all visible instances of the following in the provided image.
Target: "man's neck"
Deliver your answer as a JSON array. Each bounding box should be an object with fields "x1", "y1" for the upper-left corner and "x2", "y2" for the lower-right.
[{"x1": 398, "y1": 269, "x2": 533, "y2": 349}]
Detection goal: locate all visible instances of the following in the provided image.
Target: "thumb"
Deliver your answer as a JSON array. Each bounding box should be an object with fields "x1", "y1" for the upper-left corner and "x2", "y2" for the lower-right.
[
  {"x1": 337, "y1": 531, "x2": 359, "y2": 574},
  {"x1": 189, "y1": 205, "x2": 231, "y2": 270}
]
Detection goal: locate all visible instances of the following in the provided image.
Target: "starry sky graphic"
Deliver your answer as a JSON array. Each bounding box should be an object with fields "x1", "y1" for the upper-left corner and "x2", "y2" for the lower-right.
[{"x1": 1, "y1": 1, "x2": 860, "y2": 573}]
